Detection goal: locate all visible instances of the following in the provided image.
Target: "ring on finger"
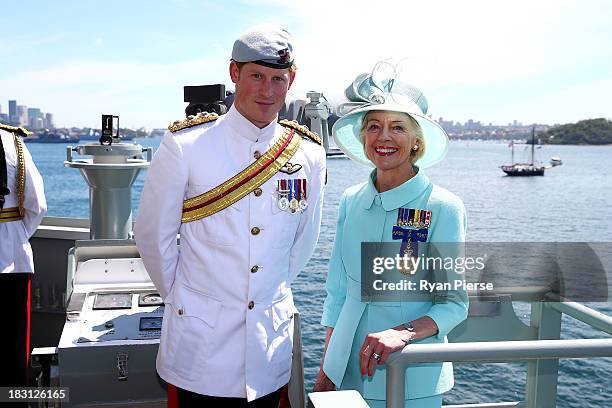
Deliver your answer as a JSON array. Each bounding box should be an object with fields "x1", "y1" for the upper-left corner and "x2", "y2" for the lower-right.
[{"x1": 371, "y1": 352, "x2": 382, "y2": 361}]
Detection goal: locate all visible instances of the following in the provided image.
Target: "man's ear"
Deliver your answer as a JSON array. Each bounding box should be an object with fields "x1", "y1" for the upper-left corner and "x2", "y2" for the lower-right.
[
  {"x1": 229, "y1": 61, "x2": 240, "y2": 84},
  {"x1": 288, "y1": 70, "x2": 296, "y2": 90}
]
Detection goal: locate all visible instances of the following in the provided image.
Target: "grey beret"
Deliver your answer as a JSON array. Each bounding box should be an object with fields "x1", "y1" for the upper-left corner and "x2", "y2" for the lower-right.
[{"x1": 232, "y1": 24, "x2": 294, "y2": 69}]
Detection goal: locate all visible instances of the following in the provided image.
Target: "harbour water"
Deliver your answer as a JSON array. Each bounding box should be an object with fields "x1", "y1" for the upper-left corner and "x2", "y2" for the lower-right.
[{"x1": 29, "y1": 139, "x2": 612, "y2": 407}]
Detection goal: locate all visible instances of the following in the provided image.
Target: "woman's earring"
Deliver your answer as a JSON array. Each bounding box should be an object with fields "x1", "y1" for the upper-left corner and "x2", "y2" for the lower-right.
[{"x1": 413, "y1": 145, "x2": 419, "y2": 151}]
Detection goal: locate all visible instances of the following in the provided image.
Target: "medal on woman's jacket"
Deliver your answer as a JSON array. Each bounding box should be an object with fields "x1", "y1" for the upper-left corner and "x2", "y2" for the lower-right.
[{"x1": 392, "y1": 208, "x2": 431, "y2": 275}]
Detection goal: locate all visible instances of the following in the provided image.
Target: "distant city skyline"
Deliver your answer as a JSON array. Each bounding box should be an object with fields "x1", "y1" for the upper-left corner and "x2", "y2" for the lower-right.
[
  {"x1": 1, "y1": 94, "x2": 583, "y2": 143},
  {"x1": 1, "y1": 96, "x2": 559, "y2": 131},
  {"x1": 0, "y1": 99, "x2": 54, "y2": 129},
  {"x1": 1, "y1": 1, "x2": 610, "y2": 128}
]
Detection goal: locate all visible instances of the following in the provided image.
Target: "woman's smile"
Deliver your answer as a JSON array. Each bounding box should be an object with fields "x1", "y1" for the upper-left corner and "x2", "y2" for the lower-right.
[{"x1": 374, "y1": 146, "x2": 400, "y2": 156}]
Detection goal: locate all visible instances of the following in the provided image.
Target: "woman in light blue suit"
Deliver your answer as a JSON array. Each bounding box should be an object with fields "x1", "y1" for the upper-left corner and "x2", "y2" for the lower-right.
[{"x1": 313, "y1": 70, "x2": 468, "y2": 407}]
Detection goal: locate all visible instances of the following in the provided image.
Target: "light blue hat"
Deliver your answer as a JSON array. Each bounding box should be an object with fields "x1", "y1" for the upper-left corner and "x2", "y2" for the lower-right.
[{"x1": 332, "y1": 72, "x2": 448, "y2": 168}]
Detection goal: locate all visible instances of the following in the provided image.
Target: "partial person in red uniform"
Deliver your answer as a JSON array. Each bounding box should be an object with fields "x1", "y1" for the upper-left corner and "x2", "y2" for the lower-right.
[{"x1": 0, "y1": 123, "x2": 47, "y2": 390}]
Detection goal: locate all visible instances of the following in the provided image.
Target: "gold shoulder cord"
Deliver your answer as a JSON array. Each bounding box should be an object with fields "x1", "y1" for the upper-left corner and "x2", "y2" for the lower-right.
[
  {"x1": 279, "y1": 119, "x2": 323, "y2": 146},
  {"x1": 168, "y1": 112, "x2": 219, "y2": 133},
  {"x1": 0, "y1": 133, "x2": 26, "y2": 222},
  {"x1": 13, "y1": 134, "x2": 26, "y2": 217}
]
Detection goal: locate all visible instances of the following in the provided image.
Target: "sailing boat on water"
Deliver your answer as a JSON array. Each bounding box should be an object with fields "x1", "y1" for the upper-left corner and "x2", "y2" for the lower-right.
[{"x1": 500, "y1": 125, "x2": 545, "y2": 176}]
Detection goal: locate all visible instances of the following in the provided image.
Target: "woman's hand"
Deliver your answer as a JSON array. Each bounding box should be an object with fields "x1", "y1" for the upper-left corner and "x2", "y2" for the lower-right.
[
  {"x1": 312, "y1": 369, "x2": 336, "y2": 392},
  {"x1": 359, "y1": 327, "x2": 414, "y2": 377}
]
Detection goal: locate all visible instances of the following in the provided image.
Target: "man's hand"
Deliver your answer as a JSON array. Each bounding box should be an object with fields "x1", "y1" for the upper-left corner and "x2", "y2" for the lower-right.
[
  {"x1": 312, "y1": 369, "x2": 335, "y2": 392},
  {"x1": 278, "y1": 383, "x2": 290, "y2": 408}
]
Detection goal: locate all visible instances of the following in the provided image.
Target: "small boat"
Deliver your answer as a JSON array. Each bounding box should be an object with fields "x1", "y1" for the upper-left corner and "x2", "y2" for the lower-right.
[
  {"x1": 501, "y1": 163, "x2": 545, "y2": 176},
  {"x1": 501, "y1": 126, "x2": 545, "y2": 176},
  {"x1": 550, "y1": 156, "x2": 563, "y2": 166}
]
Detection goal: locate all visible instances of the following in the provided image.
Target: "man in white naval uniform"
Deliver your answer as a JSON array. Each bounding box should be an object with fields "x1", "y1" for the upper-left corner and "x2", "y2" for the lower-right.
[
  {"x1": 0, "y1": 123, "x2": 46, "y2": 391},
  {"x1": 135, "y1": 24, "x2": 326, "y2": 407}
]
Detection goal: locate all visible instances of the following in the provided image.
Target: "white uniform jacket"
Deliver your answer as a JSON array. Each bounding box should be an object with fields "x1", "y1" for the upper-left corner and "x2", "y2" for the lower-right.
[
  {"x1": 134, "y1": 106, "x2": 326, "y2": 401},
  {"x1": 1, "y1": 129, "x2": 46, "y2": 274}
]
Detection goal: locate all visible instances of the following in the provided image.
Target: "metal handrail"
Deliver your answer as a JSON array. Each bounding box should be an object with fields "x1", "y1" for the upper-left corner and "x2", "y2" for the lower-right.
[
  {"x1": 443, "y1": 403, "x2": 525, "y2": 408},
  {"x1": 381, "y1": 295, "x2": 612, "y2": 407},
  {"x1": 385, "y1": 339, "x2": 612, "y2": 407},
  {"x1": 545, "y1": 296, "x2": 612, "y2": 335}
]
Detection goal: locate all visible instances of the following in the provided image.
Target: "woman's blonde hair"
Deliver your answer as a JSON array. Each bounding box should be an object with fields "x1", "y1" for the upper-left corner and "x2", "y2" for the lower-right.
[{"x1": 359, "y1": 111, "x2": 426, "y2": 164}]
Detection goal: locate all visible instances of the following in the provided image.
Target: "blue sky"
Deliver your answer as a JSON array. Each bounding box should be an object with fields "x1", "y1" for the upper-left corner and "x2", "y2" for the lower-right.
[{"x1": 0, "y1": 0, "x2": 611, "y2": 128}]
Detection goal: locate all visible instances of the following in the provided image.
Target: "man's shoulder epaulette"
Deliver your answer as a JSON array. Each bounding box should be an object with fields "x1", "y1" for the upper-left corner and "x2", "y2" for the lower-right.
[
  {"x1": 0, "y1": 123, "x2": 29, "y2": 138},
  {"x1": 168, "y1": 112, "x2": 219, "y2": 133},
  {"x1": 279, "y1": 119, "x2": 322, "y2": 146}
]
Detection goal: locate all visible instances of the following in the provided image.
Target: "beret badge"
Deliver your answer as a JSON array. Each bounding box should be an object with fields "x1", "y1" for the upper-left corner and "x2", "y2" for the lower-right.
[{"x1": 278, "y1": 48, "x2": 291, "y2": 65}]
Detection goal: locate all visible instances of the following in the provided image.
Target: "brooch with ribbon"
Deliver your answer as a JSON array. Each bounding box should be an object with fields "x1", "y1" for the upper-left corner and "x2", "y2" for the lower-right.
[{"x1": 392, "y1": 208, "x2": 431, "y2": 275}]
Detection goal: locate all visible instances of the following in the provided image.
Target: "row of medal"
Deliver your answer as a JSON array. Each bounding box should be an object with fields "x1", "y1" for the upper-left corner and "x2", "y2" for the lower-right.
[
  {"x1": 396, "y1": 207, "x2": 431, "y2": 229},
  {"x1": 276, "y1": 179, "x2": 308, "y2": 212},
  {"x1": 393, "y1": 208, "x2": 432, "y2": 274}
]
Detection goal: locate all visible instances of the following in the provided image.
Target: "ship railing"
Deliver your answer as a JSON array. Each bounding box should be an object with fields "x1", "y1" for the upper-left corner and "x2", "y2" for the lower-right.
[{"x1": 384, "y1": 288, "x2": 612, "y2": 408}]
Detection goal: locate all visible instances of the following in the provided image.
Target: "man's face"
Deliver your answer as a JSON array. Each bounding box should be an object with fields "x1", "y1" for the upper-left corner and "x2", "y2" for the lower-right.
[{"x1": 230, "y1": 61, "x2": 295, "y2": 128}]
